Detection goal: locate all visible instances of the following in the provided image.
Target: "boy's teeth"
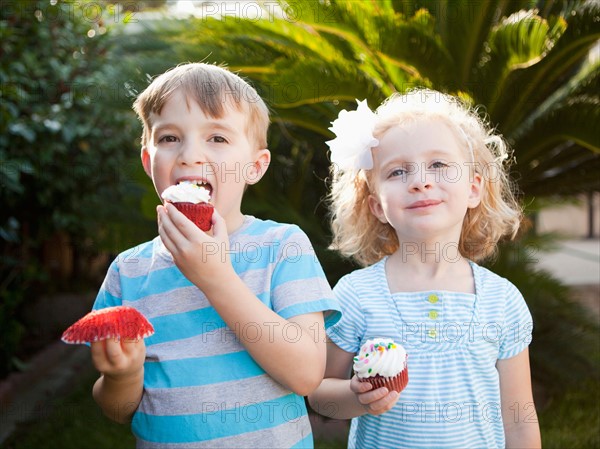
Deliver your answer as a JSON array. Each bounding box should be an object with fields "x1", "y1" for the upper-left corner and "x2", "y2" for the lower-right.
[{"x1": 179, "y1": 180, "x2": 208, "y2": 188}]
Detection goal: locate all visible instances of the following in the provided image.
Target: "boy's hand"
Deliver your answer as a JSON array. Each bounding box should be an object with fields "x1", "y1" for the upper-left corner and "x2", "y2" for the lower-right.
[
  {"x1": 90, "y1": 338, "x2": 146, "y2": 380},
  {"x1": 157, "y1": 203, "x2": 235, "y2": 290},
  {"x1": 91, "y1": 339, "x2": 145, "y2": 423},
  {"x1": 350, "y1": 374, "x2": 400, "y2": 415}
]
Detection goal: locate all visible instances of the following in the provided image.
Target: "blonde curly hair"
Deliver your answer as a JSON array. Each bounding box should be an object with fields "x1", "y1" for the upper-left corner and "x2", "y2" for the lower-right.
[{"x1": 329, "y1": 89, "x2": 522, "y2": 267}]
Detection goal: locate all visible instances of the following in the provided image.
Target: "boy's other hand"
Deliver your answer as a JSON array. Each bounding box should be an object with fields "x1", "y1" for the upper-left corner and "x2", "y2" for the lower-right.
[
  {"x1": 157, "y1": 203, "x2": 235, "y2": 290},
  {"x1": 90, "y1": 338, "x2": 146, "y2": 381},
  {"x1": 350, "y1": 374, "x2": 400, "y2": 415}
]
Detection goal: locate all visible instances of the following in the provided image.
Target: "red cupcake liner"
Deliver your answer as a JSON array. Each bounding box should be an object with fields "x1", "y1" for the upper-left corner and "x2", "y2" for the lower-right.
[
  {"x1": 359, "y1": 367, "x2": 409, "y2": 393},
  {"x1": 172, "y1": 202, "x2": 214, "y2": 231},
  {"x1": 61, "y1": 306, "x2": 154, "y2": 344}
]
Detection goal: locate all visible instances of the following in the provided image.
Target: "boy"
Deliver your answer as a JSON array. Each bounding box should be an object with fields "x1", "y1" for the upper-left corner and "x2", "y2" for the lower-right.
[{"x1": 90, "y1": 63, "x2": 340, "y2": 448}]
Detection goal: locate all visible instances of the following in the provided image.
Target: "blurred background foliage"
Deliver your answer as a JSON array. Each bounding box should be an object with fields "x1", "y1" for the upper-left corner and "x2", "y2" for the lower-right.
[
  {"x1": 1, "y1": 0, "x2": 598, "y2": 412},
  {"x1": 0, "y1": 0, "x2": 156, "y2": 376}
]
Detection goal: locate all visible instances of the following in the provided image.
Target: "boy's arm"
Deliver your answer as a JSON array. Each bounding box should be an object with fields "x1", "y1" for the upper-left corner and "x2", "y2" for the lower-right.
[
  {"x1": 497, "y1": 348, "x2": 541, "y2": 448},
  {"x1": 308, "y1": 338, "x2": 399, "y2": 419},
  {"x1": 91, "y1": 339, "x2": 145, "y2": 424},
  {"x1": 158, "y1": 205, "x2": 328, "y2": 396},
  {"x1": 201, "y1": 272, "x2": 326, "y2": 396}
]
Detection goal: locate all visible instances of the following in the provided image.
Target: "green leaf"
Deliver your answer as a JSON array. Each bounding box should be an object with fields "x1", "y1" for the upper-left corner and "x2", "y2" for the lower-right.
[
  {"x1": 8, "y1": 122, "x2": 36, "y2": 142},
  {"x1": 489, "y1": 1, "x2": 600, "y2": 131},
  {"x1": 476, "y1": 10, "x2": 554, "y2": 109}
]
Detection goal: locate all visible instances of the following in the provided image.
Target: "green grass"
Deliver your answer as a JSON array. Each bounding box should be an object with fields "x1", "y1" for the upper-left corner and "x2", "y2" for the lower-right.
[
  {"x1": 538, "y1": 379, "x2": 600, "y2": 449},
  {"x1": 2, "y1": 371, "x2": 135, "y2": 449},
  {"x1": 315, "y1": 438, "x2": 347, "y2": 449},
  {"x1": 3, "y1": 373, "x2": 598, "y2": 448}
]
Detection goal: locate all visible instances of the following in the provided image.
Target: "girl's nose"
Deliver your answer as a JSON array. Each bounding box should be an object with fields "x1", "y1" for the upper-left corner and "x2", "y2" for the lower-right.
[{"x1": 407, "y1": 169, "x2": 432, "y2": 192}]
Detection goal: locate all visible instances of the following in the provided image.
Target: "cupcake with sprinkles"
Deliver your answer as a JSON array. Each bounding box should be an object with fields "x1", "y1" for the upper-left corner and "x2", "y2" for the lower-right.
[{"x1": 353, "y1": 337, "x2": 408, "y2": 393}]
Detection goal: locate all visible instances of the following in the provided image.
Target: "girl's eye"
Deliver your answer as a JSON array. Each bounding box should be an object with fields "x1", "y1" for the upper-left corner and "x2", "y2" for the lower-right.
[
  {"x1": 209, "y1": 135, "x2": 228, "y2": 144},
  {"x1": 158, "y1": 135, "x2": 178, "y2": 143},
  {"x1": 430, "y1": 161, "x2": 448, "y2": 169},
  {"x1": 389, "y1": 168, "x2": 407, "y2": 178}
]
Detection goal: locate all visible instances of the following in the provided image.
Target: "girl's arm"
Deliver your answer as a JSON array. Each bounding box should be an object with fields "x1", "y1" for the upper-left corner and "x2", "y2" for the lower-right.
[
  {"x1": 497, "y1": 348, "x2": 541, "y2": 448},
  {"x1": 308, "y1": 338, "x2": 399, "y2": 419}
]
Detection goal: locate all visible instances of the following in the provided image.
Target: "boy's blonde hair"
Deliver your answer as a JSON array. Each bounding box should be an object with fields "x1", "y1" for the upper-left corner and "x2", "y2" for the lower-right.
[
  {"x1": 133, "y1": 63, "x2": 269, "y2": 150},
  {"x1": 329, "y1": 89, "x2": 522, "y2": 267}
]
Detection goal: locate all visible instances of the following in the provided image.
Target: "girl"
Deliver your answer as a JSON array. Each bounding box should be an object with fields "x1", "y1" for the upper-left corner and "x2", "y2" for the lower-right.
[{"x1": 308, "y1": 90, "x2": 541, "y2": 448}]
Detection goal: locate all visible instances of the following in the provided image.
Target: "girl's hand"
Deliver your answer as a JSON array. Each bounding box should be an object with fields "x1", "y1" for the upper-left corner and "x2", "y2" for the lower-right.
[
  {"x1": 350, "y1": 374, "x2": 400, "y2": 415},
  {"x1": 157, "y1": 203, "x2": 235, "y2": 290},
  {"x1": 90, "y1": 338, "x2": 146, "y2": 381}
]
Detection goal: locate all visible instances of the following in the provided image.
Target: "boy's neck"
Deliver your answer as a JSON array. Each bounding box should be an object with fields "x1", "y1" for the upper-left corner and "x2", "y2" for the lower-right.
[{"x1": 225, "y1": 211, "x2": 247, "y2": 235}]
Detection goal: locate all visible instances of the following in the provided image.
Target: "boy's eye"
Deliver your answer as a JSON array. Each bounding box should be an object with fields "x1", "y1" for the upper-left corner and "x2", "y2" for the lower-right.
[
  {"x1": 209, "y1": 135, "x2": 228, "y2": 144},
  {"x1": 158, "y1": 135, "x2": 178, "y2": 143}
]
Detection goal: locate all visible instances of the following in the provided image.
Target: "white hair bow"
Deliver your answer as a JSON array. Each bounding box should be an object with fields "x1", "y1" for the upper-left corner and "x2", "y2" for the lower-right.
[{"x1": 326, "y1": 100, "x2": 379, "y2": 171}]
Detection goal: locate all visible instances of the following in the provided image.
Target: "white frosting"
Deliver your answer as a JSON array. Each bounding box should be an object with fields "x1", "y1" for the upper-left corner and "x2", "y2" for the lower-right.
[
  {"x1": 161, "y1": 182, "x2": 211, "y2": 204},
  {"x1": 353, "y1": 338, "x2": 407, "y2": 378}
]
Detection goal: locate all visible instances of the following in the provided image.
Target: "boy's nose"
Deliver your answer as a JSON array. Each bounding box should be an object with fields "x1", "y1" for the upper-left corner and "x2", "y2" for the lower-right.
[{"x1": 177, "y1": 142, "x2": 207, "y2": 165}]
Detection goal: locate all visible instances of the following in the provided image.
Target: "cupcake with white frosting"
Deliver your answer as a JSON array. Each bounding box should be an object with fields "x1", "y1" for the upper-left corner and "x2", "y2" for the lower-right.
[
  {"x1": 161, "y1": 181, "x2": 214, "y2": 231},
  {"x1": 353, "y1": 337, "x2": 408, "y2": 393}
]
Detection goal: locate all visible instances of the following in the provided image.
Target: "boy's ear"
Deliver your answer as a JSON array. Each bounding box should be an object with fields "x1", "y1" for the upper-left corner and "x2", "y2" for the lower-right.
[
  {"x1": 141, "y1": 146, "x2": 152, "y2": 178},
  {"x1": 467, "y1": 172, "x2": 483, "y2": 209},
  {"x1": 368, "y1": 194, "x2": 388, "y2": 224},
  {"x1": 246, "y1": 149, "x2": 271, "y2": 185}
]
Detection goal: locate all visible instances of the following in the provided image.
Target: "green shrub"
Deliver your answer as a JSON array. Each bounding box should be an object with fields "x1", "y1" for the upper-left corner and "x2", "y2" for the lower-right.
[
  {"x1": 487, "y1": 234, "x2": 600, "y2": 395},
  {"x1": 0, "y1": 0, "x2": 151, "y2": 376}
]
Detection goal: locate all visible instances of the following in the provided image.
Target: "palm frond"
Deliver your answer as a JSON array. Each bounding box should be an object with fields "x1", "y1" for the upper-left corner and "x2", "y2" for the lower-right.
[
  {"x1": 515, "y1": 94, "x2": 600, "y2": 171},
  {"x1": 523, "y1": 153, "x2": 600, "y2": 196},
  {"x1": 512, "y1": 52, "x2": 599, "y2": 136},
  {"x1": 489, "y1": 1, "x2": 600, "y2": 131},
  {"x1": 475, "y1": 10, "x2": 556, "y2": 111}
]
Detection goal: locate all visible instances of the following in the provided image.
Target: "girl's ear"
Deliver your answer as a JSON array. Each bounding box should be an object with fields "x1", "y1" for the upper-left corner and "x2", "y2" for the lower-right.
[
  {"x1": 468, "y1": 172, "x2": 483, "y2": 209},
  {"x1": 141, "y1": 146, "x2": 152, "y2": 178},
  {"x1": 246, "y1": 149, "x2": 271, "y2": 185},
  {"x1": 368, "y1": 193, "x2": 388, "y2": 224}
]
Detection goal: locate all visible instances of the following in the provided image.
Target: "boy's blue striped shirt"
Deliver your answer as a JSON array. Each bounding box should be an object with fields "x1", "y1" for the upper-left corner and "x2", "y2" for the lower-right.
[{"x1": 93, "y1": 216, "x2": 340, "y2": 448}]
